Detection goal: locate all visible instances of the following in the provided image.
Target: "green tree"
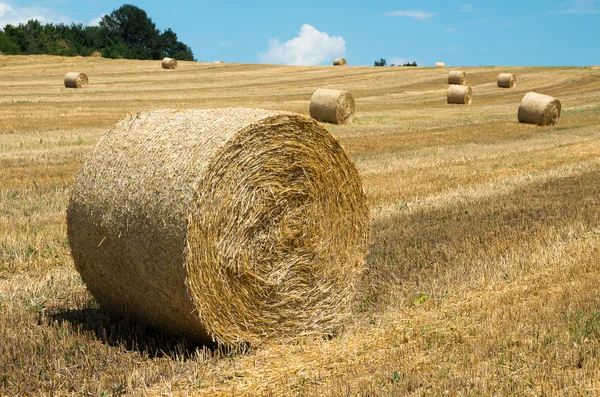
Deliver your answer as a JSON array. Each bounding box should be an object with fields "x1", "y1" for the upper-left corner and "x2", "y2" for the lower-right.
[
  {"x1": 374, "y1": 58, "x2": 386, "y2": 67},
  {"x1": 160, "y1": 28, "x2": 194, "y2": 61}
]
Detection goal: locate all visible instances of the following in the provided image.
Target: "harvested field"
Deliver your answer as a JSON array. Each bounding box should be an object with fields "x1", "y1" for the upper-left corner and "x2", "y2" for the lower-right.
[{"x1": 2, "y1": 55, "x2": 600, "y2": 396}]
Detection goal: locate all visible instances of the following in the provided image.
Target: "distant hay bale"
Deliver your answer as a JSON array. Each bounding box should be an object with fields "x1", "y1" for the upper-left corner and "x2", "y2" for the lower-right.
[
  {"x1": 67, "y1": 108, "x2": 370, "y2": 346},
  {"x1": 64, "y1": 72, "x2": 88, "y2": 89},
  {"x1": 435, "y1": 62, "x2": 446, "y2": 68},
  {"x1": 214, "y1": 60, "x2": 224, "y2": 64},
  {"x1": 518, "y1": 92, "x2": 561, "y2": 126},
  {"x1": 162, "y1": 57, "x2": 177, "y2": 69},
  {"x1": 91, "y1": 51, "x2": 102, "y2": 58},
  {"x1": 447, "y1": 85, "x2": 472, "y2": 105},
  {"x1": 310, "y1": 89, "x2": 355, "y2": 124},
  {"x1": 448, "y1": 71, "x2": 467, "y2": 85},
  {"x1": 497, "y1": 73, "x2": 516, "y2": 88},
  {"x1": 333, "y1": 58, "x2": 347, "y2": 66}
]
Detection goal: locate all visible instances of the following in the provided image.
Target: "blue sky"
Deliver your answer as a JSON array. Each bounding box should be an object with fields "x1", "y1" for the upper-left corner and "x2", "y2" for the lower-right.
[{"x1": 0, "y1": 1, "x2": 598, "y2": 66}]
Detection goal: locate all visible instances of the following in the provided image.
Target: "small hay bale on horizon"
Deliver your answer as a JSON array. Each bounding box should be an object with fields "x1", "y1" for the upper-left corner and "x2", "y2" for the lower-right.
[
  {"x1": 435, "y1": 62, "x2": 446, "y2": 67},
  {"x1": 64, "y1": 72, "x2": 88, "y2": 89},
  {"x1": 310, "y1": 88, "x2": 355, "y2": 125},
  {"x1": 67, "y1": 108, "x2": 370, "y2": 346},
  {"x1": 518, "y1": 92, "x2": 561, "y2": 126},
  {"x1": 333, "y1": 58, "x2": 347, "y2": 66},
  {"x1": 448, "y1": 70, "x2": 467, "y2": 85},
  {"x1": 90, "y1": 51, "x2": 102, "y2": 58},
  {"x1": 214, "y1": 60, "x2": 224, "y2": 64},
  {"x1": 162, "y1": 57, "x2": 177, "y2": 69},
  {"x1": 498, "y1": 73, "x2": 517, "y2": 88},
  {"x1": 447, "y1": 85, "x2": 472, "y2": 105}
]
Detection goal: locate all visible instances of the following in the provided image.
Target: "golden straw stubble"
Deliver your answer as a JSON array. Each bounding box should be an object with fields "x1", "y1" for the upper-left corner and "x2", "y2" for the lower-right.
[
  {"x1": 518, "y1": 92, "x2": 561, "y2": 126},
  {"x1": 310, "y1": 88, "x2": 355, "y2": 124},
  {"x1": 67, "y1": 108, "x2": 370, "y2": 345},
  {"x1": 64, "y1": 72, "x2": 88, "y2": 88}
]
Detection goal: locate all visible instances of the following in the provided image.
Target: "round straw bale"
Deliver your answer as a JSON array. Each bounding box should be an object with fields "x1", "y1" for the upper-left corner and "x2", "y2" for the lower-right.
[
  {"x1": 497, "y1": 73, "x2": 516, "y2": 88},
  {"x1": 162, "y1": 57, "x2": 177, "y2": 69},
  {"x1": 67, "y1": 108, "x2": 370, "y2": 345},
  {"x1": 518, "y1": 92, "x2": 561, "y2": 126},
  {"x1": 64, "y1": 72, "x2": 88, "y2": 89},
  {"x1": 448, "y1": 70, "x2": 467, "y2": 85},
  {"x1": 447, "y1": 85, "x2": 472, "y2": 105},
  {"x1": 333, "y1": 58, "x2": 347, "y2": 66},
  {"x1": 435, "y1": 62, "x2": 446, "y2": 68},
  {"x1": 91, "y1": 51, "x2": 102, "y2": 58},
  {"x1": 310, "y1": 89, "x2": 355, "y2": 125},
  {"x1": 213, "y1": 60, "x2": 224, "y2": 64}
]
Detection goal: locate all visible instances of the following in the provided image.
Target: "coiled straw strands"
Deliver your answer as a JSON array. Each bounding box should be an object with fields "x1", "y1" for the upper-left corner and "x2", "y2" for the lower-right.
[
  {"x1": 518, "y1": 92, "x2": 561, "y2": 126},
  {"x1": 497, "y1": 73, "x2": 516, "y2": 88},
  {"x1": 310, "y1": 88, "x2": 355, "y2": 125},
  {"x1": 448, "y1": 71, "x2": 467, "y2": 85},
  {"x1": 333, "y1": 58, "x2": 347, "y2": 66},
  {"x1": 447, "y1": 85, "x2": 472, "y2": 105},
  {"x1": 64, "y1": 72, "x2": 88, "y2": 88},
  {"x1": 67, "y1": 108, "x2": 370, "y2": 345},
  {"x1": 162, "y1": 57, "x2": 177, "y2": 69}
]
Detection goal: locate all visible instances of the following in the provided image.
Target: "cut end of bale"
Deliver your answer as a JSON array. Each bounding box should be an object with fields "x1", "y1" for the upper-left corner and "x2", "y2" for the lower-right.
[
  {"x1": 448, "y1": 71, "x2": 467, "y2": 85},
  {"x1": 498, "y1": 73, "x2": 516, "y2": 88},
  {"x1": 447, "y1": 85, "x2": 472, "y2": 105},
  {"x1": 333, "y1": 58, "x2": 347, "y2": 66},
  {"x1": 518, "y1": 92, "x2": 561, "y2": 126},
  {"x1": 309, "y1": 88, "x2": 355, "y2": 125},
  {"x1": 162, "y1": 57, "x2": 177, "y2": 69},
  {"x1": 64, "y1": 72, "x2": 88, "y2": 89},
  {"x1": 67, "y1": 108, "x2": 370, "y2": 346}
]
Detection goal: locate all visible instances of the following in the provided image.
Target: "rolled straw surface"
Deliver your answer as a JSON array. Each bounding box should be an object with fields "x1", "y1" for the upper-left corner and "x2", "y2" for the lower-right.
[
  {"x1": 91, "y1": 51, "x2": 102, "y2": 58},
  {"x1": 518, "y1": 92, "x2": 561, "y2": 126},
  {"x1": 448, "y1": 71, "x2": 467, "y2": 85},
  {"x1": 435, "y1": 62, "x2": 446, "y2": 67},
  {"x1": 67, "y1": 108, "x2": 370, "y2": 345},
  {"x1": 497, "y1": 73, "x2": 516, "y2": 88},
  {"x1": 333, "y1": 58, "x2": 347, "y2": 66},
  {"x1": 447, "y1": 85, "x2": 472, "y2": 105},
  {"x1": 310, "y1": 89, "x2": 355, "y2": 124},
  {"x1": 64, "y1": 72, "x2": 88, "y2": 88},
  {"x1": 162, "y1": 57, "x2": 177, "y2": 69}
]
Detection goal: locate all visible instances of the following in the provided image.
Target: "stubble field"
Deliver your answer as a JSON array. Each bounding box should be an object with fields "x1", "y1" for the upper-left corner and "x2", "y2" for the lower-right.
[{"x1": 1, "y1": 55, "x2": 600, "y2": 396}]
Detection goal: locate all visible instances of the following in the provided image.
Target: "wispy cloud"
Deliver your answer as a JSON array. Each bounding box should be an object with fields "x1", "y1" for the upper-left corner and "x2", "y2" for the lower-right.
[
  {"x1": 0, "y1": 1, "x2": 72, "y2": 27},
  {"x1": 258, "y1": 24, "x2": 345, "y2": 66},
  {"x1": 550, "y1": 0, "x2": 600, "y2": 14},
  {"x1": 384, "y1": 10, "x2": 437, "y2": 20},
  {"x1": 460, "y1": 4, "x2": 473, "y2": 12},
  {"x1": 88, "y1": 13, "x2": 105, "y2": 27}
]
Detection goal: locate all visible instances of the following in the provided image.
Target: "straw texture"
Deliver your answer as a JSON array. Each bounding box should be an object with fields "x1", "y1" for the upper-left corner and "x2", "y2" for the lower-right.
[
  {"x1": 67, "y1": 108, "x2": 370, "y2": 346},
  {"x1": 447, "y1": 85, "x2": 472, "y2": 104},
  {"x1": 91, "y1": 51, "x2": 102, "y2": 58},
  {"x1": 518, "y1": 92, "x2": 561, "y2": 126},
  {"x1": 435, "y1": 62, "x2": 446, "y2": 68},
  {"x1": 498, "y1": 73, "x2": 516, "y2": 88},
  {"x1": 64, "y1": 72, "x2": 88, "y2": 88},
  {"x1": 333, "y1": 58, "x2": 347, "y2": 66},
  {"x1": 310, "y1": 89, "x2": 355, "y2": 125},
  {"x1": 448, "y1": 71, "x2": 467, "y2": 85},
  {"x1": 162, "y1": 57, "x2": 177, "y2": 69}
]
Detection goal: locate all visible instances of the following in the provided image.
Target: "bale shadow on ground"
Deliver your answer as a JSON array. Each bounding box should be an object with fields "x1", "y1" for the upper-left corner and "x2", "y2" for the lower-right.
[{"x1": 49, "y1": 307, "x2": 241, "y2": 360}]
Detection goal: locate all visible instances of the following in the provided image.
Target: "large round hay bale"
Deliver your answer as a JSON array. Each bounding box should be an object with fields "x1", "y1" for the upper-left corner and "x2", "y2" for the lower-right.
[
  {"x1": 448, "y1": 70, "x2": 467, "y2": 85},
  {"x1": 91, "y1": 51, "x2": 102, "y2": 58},
  {"x1": 64, "y1": 72, "x2": 88, "y2": 89},
  {"x1": 497, "y1": 73, "x2": 516, "y2": 88},
  {"x1": 310, "y1": 89, "x2": 355, "y2": 124},
  {"x1": 67, "y1": 108, "x2": 370, "y2": 345},
  {"x1": 435, "y1": 62, "x2": 446, "y2": 68},
  {"x1": 447, "y1": 85, "x2": 472, "y2": 104},
  {"x1": 333, "y1": 58, "x2": 347, "y2": 66},
  {"x1": 162, "y1": 57, "x2": 177, "y2": 69},
  {"x1": 518, "y1": 92, "x2": 561, "y2": 126}
]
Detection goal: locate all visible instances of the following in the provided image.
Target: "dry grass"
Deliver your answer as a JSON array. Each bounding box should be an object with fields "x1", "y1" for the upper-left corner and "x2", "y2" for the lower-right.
[{"x1": 2, "y1": 55, "x2": 600, "y2": 395}]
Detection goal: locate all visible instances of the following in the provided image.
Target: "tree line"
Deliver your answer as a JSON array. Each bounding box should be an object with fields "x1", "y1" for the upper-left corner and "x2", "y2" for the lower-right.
[{"x1": 0, "y1": 4, "x2": 195, "y2": 61}]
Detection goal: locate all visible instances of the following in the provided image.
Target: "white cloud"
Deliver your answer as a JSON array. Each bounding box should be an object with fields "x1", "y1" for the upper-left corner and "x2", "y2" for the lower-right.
[
  {"x1": 460, "y1": 4, "x2": 473, "y2": 12},
  {"x1": 384, "y1": 10, "x2": 437, "y2": 20},
  {"x1": 551, "y1": 0, "x2": 600, "y2": 14},
  {"x1": 0, "y1": 1, "x2": 72, "y2": 27},
  {"x1": 88, "y1": 13, "x2": 106, "y2": 27},
  {"x1": 258, "y1": 24, "x2": 345, "y2": 66}
]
